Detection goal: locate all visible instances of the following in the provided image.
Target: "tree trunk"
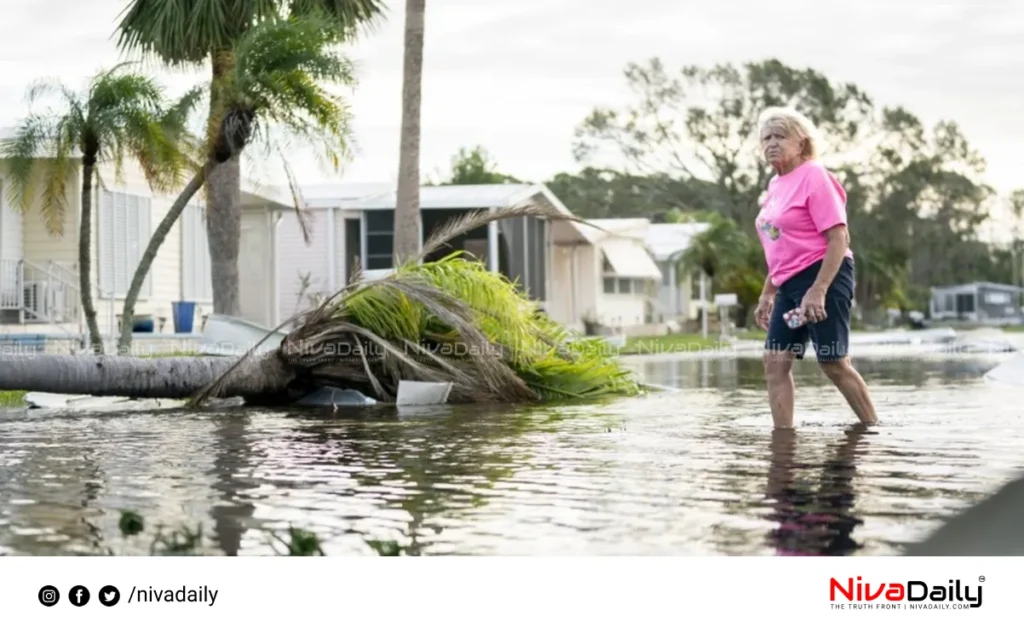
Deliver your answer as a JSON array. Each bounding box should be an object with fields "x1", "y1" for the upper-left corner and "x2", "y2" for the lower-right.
[
  {"x1": 117, "y1": 165, "x2": 212, "y2": 354},
  {"x1": 207, "y1": 51, "x2": 242, "y2": 316},
  {"x1": 207, "y1": 157, "x2": 242, "y2": 316},
  {"x1": 0, "y1": 352, "x2": 294, "y2": 400},
  {"x1": 392, "y1": 0, "x2": 426, "y2": 264},
  {"x1": 78, "y1": 159, "x2": 104, "y2": 353}
]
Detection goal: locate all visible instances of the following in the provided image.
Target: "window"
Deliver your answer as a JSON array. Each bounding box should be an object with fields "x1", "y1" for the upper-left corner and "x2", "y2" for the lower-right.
[
  {"x1": 181, "y1": 203, "x2": 213, "y2": 301},
  {"x1": 98, "y1": 190, "x2": 152, "y2": 298},
  {"x1": 364, "y1": 209, "x2": 394, "y2": 270},
  {"x1": 602, "y1": 276, "x2": 650, "y2": 295}
]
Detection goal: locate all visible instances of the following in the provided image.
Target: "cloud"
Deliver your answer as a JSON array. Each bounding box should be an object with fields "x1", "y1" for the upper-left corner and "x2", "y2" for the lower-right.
[{"x1": 1, "y1": 0, "x2": 1022, "y2": 194}]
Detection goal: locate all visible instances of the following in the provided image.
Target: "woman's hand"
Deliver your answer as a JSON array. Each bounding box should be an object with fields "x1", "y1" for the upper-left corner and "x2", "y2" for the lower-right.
[
  {"x1": 800, "y1": 285, "x2": 827, "y2": 323},
  {"x1": 754, "y1": 293, "x2": 775, "y2": 330}
]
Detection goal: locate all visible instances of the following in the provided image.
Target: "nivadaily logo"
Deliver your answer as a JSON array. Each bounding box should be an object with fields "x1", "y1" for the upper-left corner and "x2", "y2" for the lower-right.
[{"x1": 829, "y1": 576, "x2": 984, "y2": 610}]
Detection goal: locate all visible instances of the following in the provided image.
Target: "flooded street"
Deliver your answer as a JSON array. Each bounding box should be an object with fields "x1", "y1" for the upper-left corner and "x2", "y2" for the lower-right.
[{"x1": 0, "y1": 353, "x2": 1021, "y2": 556}]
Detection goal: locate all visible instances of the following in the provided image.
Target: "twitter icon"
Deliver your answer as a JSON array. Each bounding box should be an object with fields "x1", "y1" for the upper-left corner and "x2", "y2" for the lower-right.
[{"x1": 98, "y1": 585, "x2": 120, "y2": 607}]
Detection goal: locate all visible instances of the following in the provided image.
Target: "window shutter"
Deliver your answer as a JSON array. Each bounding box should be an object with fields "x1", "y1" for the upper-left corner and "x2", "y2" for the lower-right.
[
  {"x1": 140, "y1": 197, "x2": 152, "y2": 297},
  {"x1": 126, "y1": 195, "x2": 141, "y2": 298},
  {"x1": 199, "y1": 206, "x2": 212, "y2": 300},
  {"x1": 98, "y1": 191, "x2": 113, "y2": 296},
  {"x1": 113, "y1": 194, "x2": 128, "y2": 294},
  {"x1": 182, "y1": 205, "x2": 195, "y2": 299}
]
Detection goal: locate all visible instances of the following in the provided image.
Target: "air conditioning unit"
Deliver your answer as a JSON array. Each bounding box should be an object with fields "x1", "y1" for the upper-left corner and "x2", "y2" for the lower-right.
[{"x1": 23, "y1": 280, "x2": 52, "y2": 321}]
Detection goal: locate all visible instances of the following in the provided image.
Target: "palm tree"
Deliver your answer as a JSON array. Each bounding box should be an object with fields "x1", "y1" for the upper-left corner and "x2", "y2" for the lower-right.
[
  {"x1": 0, "y1": 64, "x2": 195, "y2": 353},
  {"x1": 115, "y1": 14, "x2": 360, "y2": 354},
  {"x1": 393, "y1": 0, "x2": 425, "y2": 262},
  {"x1": 679, "y1": 214, "x2": 746, "y2": 284},
  {"x1": 115, "y1": 0, "x2": 387, "y2": 318},
  {"x1": 0, "y1": 206, "x2": 640, "y2": 405}
]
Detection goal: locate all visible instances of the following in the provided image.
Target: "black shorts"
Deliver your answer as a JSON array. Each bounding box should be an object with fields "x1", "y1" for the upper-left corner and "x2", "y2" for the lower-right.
[{"x1": 765, "y1": 257, "x2": 855, "y2": 362}]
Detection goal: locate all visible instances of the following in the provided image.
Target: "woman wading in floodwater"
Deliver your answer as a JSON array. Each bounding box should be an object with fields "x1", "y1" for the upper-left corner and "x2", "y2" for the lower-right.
[{"x1": 752, "y1": 107, "x2": 878, "y2": 429}]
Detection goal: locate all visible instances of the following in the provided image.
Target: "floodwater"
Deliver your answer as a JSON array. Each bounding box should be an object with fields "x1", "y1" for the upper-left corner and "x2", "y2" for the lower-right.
[{"x1": 0, "y1": 352, "x2": 1021, "y2": 556}]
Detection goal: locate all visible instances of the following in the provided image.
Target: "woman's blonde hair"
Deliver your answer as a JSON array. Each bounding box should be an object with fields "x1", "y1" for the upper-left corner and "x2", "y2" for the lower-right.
[{"x1": 757, "y1": 106, "x2": 822, "y2": 160}]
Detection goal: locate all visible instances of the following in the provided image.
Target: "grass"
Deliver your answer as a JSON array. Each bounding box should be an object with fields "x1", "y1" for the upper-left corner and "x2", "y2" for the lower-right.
[
  {"x1": 735, "y1": 330, "x2": 768, "y2": 340},
  {"x1": 618, "y1": 333, "x2": 729, "y2": 355},
  {"x1": 98, "y1": 509, "x2": 411, "y2": 556},
  {"x1": 0, "y1": 390, "x2": 27, "y2": 407},
  {"x1": 617, "y1": 329, "x2": 769, "y2": 356}
]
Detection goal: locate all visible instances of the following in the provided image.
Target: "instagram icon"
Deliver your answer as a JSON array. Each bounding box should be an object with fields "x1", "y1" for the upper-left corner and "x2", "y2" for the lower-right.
[{"x1": 38, "y1": 585, "x2": 60, "y2": 607}]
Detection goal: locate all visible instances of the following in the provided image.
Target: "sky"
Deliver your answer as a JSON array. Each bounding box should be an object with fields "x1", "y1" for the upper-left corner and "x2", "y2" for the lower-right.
[{"x1": 1, "y1": 0, "x2": 1023, "y2": 224}]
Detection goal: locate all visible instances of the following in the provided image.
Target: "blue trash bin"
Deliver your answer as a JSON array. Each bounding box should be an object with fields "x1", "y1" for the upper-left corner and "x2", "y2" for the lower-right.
[{"x1": 171, "y1": 301, "x2": 197, "y2": 333}]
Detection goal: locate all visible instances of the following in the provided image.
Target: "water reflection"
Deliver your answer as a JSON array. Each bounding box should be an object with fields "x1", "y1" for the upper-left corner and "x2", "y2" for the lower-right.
[
  {"x1": 0, "y1": 354, "x2": 1020, "y2": 556},
  {"x1": 233, "y1": 403, "x2": 572, "y2": 555},
  {"x1": 207, "y1": 415, "x2": 259, "y2": 556},
  {"x1": 0, "y1": 419, "x2": 106, "y2": 555},
  {"x1": 765, "y1": 423, "x2": 874, "y2": 556},
  {"x1": 632, "y1": 354, "x2": 1007, "y2": 390}
]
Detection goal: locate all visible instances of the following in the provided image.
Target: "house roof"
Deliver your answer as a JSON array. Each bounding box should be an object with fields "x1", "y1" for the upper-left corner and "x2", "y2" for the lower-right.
[
  {"x1": 645, "y1": 222, "x2": 712, "y2": 261},
  {"x1": 300, "y1": 182, "x2": 393, "y2": 208},
  {"x1": 302, "y1": 182, "x2": 573, "y2": 216},
  {"x1": 932, "y1": 282, "x2": 1024, "y2": 294},
  {"x1": 1, "y1": 126, "x2": 293, "y2": 209},
  {"x1": 570, "y1": 218, "x2": 650, "y2": 244}
]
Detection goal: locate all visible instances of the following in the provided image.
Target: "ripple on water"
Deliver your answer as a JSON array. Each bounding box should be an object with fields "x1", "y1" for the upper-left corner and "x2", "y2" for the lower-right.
[{"x1": 0, "y1": 355, "x2": 1021, "y2": 555}]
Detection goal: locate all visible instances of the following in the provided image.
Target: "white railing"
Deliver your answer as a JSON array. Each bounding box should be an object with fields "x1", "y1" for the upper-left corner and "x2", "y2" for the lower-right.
[{"x1": 0, "y1": 258, "x2": 82, "y2": 327}]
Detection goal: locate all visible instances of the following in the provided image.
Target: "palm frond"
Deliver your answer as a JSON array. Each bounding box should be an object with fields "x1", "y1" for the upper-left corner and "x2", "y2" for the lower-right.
[
  {"x1": 217, "y1": 13, "x2": 356, "y2": 163},
  {"x1": 0, "y1": 114, "x2": 62, "y2": 220},
  {"x1": 189, "y1": 206, "x2": 641, "y2": 407},
  {"x1": 287, "y1": 0, "x2": 389, "y2": 37},
  {"x1": 278, "y1": 147, "x2": 314, "y2": 245},
  {"x1": 115, "y1": 0, "x2": 283, "y2": 66},
  {"x1": 39, "y1": 119, "x2": 79, "y2": 236}
]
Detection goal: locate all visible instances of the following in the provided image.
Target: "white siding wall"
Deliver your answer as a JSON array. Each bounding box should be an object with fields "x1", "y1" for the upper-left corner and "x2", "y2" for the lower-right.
[
  {"x1": 20, "y1": 168, "x2": 79, "y2": 266},
  {"x1": 591, "y1": 240, "x2": 650, "y2": 331},
  {"x1": 0, "y1": 178, "x2": 24, "y2": 262},
  {"x1": 0, "y1": 178, "x2": 24, "y2": 305},
  {"x1": 239, "y1": 212, "x2": 275, "y2": 327},
  {"x1": 181, "y1": 203, "x2": 213, "y2": 303},
  {"x1": 596, "y1": 293, "x2": 648, "y2": 330},
  {"x1": 88, "y1": 161, "x2": 188, "y2": 337},
  {"x1": 276, "y1": 208, "x2": 333, "y2": 320},
  {"x1": 13, "y1": 160, "x2": 198, "y2": 338},
  {"x1": 654, "y1": 261, "x2": 695, "y2": 321},
  {"x1": 549, "y1": 243, "x2": 596, "y2": 331}
]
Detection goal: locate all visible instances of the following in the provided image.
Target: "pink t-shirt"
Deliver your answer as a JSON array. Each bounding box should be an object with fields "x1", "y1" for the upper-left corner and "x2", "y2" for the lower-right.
[{"x1": 755, "y1": 160, "x2": 854, "y2": 287}]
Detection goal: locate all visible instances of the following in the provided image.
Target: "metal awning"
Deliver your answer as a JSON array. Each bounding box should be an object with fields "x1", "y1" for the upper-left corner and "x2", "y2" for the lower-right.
[{"x1": 600, "y1": 240, "x2": 663, "y2": 280}]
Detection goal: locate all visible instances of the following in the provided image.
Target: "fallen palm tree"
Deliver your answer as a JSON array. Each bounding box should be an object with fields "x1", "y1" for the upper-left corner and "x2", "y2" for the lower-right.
[{"x1": 0, "y1": 205, "x2": 642, "y2": 406}]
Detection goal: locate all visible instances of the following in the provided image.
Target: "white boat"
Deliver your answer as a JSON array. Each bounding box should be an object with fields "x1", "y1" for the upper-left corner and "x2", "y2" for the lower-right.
[
  {"x1": 198, "y1": 313, "x2": 288, "y2": 357},
  {"x1": 24, "y1": 392, "x2": 186, "y2": 410}
]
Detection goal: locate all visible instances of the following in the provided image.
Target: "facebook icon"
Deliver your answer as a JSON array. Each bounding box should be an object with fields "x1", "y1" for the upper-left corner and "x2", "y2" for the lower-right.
[{"x1": 69, "y1": 585, "x2": 90, "y2": 607}]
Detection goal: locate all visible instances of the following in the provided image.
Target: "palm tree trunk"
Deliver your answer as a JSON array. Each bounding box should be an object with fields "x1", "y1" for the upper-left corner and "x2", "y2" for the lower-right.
[
  {"x1": 207, "y1": 51, "x2": 242, "y2": 316},
  {"x1": 392, "y1": 0, "x2": 426, "y2": 263},
  {"x1": 0, "y1": 351, "x2": 293, "y2": 400},
  {"x1": 117, "y1": 164, "x2": 212, "y2": 354},
  {"x1": 79, "y1": 159, "x2": 105, "y2": 353}
]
